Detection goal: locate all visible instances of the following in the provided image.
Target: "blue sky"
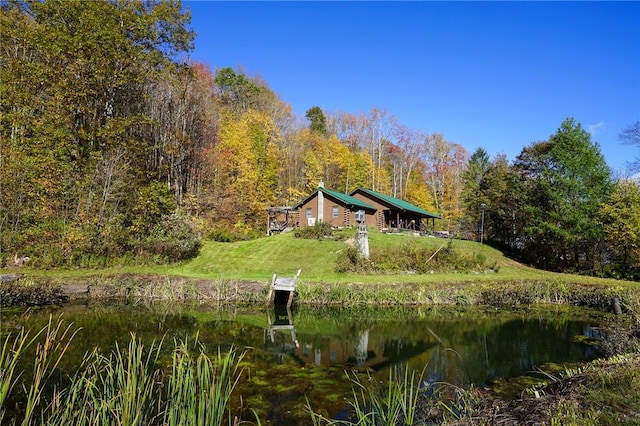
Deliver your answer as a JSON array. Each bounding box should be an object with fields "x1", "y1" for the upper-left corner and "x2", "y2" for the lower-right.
[{"x1": 183, "y1": 1, "x2": 640, "y2": 173}]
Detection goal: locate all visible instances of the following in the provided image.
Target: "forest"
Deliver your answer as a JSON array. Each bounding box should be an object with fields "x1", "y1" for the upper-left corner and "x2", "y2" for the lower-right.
[{"x1": 1, "y1": 0, "x2": 639, "y2": 279}]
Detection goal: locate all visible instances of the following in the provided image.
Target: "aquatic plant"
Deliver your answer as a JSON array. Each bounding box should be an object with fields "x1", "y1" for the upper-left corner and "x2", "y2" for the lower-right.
[
  {"x1": 48, "y1": 335, "x2": 162, "y2": 426},
  {"x1": 0, "y1": 279, "x2": 68, "y2": 307},
  {"x1": 308, "y1": 367, "x2": 423, "y2": 425},
  {"x1": 163, "y1": 337, "x2": 245, "y2": 426},
  {"x1": 1, "y1": 326, "x2": 35, "y2": 424},
  {"x1": 2, "y1": 318, "x2": 250, "y2": 426},
  {"x1": 1, "y1": 315, "x2": 78, "y2": 426}
]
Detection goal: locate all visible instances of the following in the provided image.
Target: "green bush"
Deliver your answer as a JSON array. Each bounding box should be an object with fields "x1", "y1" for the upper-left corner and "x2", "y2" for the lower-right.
[
  {"x1": 96, "y1": 214, "x2": 135, "y2": 258},
  {"x1": 207, "y1": 229, "x2": 235, "y2": 242},
  {"x1": 366, "y1": 240, "x2": 490, "y2": 274},
  {"x1": 335, "y1": 245, "x2": 373, "y2": 273},
  {"x1": 206, "y1": 228, "x2": 253, "y2": 242},
  {"x1": 136, "y1": 214, "x2": 202, "y2": 262},
  {"x1": 294, "y1": 221, "x2": 334, "y2": 239}
]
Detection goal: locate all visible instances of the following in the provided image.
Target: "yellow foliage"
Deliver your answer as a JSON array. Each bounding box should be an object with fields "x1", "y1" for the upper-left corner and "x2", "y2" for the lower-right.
[
  {"x1": 405, "y1": 176, "x2": 437, "y2": 214},
  {"x1": 215, "y1": 110, "x2": 280, "y2": 226}
]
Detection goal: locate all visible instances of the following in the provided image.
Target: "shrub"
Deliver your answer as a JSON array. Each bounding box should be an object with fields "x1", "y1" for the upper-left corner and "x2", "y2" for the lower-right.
[
  {"x1": 130, "y1": 182, "x2": 176, "y2": 235},
  {"x1": 294, "y1": 221, "x2": 333, "y2": 239},
  {"x1": 366, "y1": 239, "x2": 490, "y2": 274},
  {"x1": 137, "y1": 214, "x2": 201, "y2": 262},
  {"x1": 335, "y1": 245, "x2": 374, "y2": 273},
  {"x1": 207, "y1": 229, "x2": 235, "y2": 242},
  {"x1": 206, "y1": 228, "x2": 253, "y2": 242}
]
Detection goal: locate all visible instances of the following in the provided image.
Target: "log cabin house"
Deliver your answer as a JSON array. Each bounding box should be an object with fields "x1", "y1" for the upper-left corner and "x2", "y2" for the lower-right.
[
  {"x1": 293, "y1": 183, "x2": 377, "y2": 228},
  {"x1": 284, "y1": 183, "x2": 440, "y2": 233},
  {"x1": 349, "y1": 187, "x2": 440, "y2": 233}
]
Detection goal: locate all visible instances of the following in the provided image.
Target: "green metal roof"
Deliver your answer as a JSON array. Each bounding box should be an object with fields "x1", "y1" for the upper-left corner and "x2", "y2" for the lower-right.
[
  {"x1": 294, "y1": 187, "x2": 375, "y2": 211},
  {"x1": 350, "y1": 188, "x2": 441, "y2": 219},
  {"x1": 320, "y1": 188, "x2": 376, "y2": 210}
]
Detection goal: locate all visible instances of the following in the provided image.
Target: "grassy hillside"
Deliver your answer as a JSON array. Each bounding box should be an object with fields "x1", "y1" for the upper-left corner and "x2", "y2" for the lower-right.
[
  {"x1": 21, "y1": 228, "x2": 636, "y2": 288},
  {"x1": 157, "y1": 229, "x2": 632, "y2": 286}
]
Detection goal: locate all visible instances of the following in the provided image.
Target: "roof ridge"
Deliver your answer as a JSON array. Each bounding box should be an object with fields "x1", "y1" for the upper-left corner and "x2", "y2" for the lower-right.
[
  {"x1": 321, "y1": 187, "x2": 375, "y2": 210},
  {"x1": 351, "y1": 187, "x2": 440, "y2": 218}
]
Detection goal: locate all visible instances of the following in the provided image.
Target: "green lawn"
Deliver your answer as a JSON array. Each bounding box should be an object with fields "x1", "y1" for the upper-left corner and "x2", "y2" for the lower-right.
[{"x1": 36, "y1": 228, "x2": 629, "y2": 287}]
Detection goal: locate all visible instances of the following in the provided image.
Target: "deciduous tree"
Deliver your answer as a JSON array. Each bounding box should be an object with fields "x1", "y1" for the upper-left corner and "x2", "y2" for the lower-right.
[
  {"x1": 0, "y1": 0, "x2": 196, "y2": 264},
  {"x1": 619, "y1": 120, "x2": 640, "y2": 173},
  {"x1": 421, "y1": 134, "x2": 468, "y2": 224},
  {"x1": 601, "y1": 179, "x2": 640, "y2": 279}
]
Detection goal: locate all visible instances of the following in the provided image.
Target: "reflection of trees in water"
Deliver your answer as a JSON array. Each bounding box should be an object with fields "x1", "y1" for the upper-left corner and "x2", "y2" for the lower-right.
[
  {"x1": 6, "y1": 302, "x2": 603, "y2": 420},
  {"x1": 372, "y1": 316, "x2": 598, "y2": 389},
  {"x1": 421, "y1": 328, "x2": 469, "y2": 386},
  {"x1": 379, "y1": 331, "x2": 468, "y2": 388}
]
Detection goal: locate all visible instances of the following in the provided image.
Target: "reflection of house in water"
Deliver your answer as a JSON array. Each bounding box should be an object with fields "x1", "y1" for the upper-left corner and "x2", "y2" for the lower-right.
[
  {"x1": 263, "y1": 308, "x2": 471, "y2": 385},
  {"x1": 295, "y1": 329, "x2": 440, "y2": 371},
  {"x1": 353, "y1": 329, "x2": 369, "y2": 365}
]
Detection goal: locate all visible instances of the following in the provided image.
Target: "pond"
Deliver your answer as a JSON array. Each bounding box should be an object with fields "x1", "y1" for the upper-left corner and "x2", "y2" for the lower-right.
[{"x1": 1, "y1": 301, "x2": 605, "y2": 425}]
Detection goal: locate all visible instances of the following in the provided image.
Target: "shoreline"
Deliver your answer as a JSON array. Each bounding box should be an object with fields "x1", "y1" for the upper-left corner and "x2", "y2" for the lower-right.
[
  {"x1": 3, "y1": 273, "x2": 639, "y2": 425},
  {"x1": 2, "y1": 273, "x2": 637, "y2": 313}
]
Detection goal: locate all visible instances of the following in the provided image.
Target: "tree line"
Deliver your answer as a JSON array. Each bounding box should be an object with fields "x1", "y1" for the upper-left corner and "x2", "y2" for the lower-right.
[
  {"x1": 1, "y1": 0, "x2": 638, "y2": 278},
  {"x1": 462, "y1": 119, "x2": 640, "y2": 279}
]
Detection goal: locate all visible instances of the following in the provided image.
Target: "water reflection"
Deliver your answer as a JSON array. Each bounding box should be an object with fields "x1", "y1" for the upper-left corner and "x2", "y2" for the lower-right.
[
  {"x1": 2, "y1": 302, "x2": 605, "y2": 425},
  {"x1": 2, "y1": 303, "x2": 604, "y2": 394},
  {"x1": 264, "y1": 305, "x2": 299, "y2": 357},
  {"x1": 255, "y1": 306, "x2": 602, "y2": 389}
]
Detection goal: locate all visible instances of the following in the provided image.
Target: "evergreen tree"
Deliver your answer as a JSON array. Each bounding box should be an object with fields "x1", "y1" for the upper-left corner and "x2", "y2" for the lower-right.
[
  {"x1": 461, "y1": 148, "x2": 490, "y2": 240},
  {"x1": 516, "y1": 118, "x2": 612, "y2": 272},
  {"x1": 305, "y1": 106, "x2": 327, "y2": 135}
]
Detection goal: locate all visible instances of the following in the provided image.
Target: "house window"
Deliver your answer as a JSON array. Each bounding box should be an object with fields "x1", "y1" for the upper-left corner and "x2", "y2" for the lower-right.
[
  {"x1": 332, "y1": 206, "x2": 339, "y2": 218},
  {"x1": 306, "y1": 208, "x2": 312, "y2": 219}
]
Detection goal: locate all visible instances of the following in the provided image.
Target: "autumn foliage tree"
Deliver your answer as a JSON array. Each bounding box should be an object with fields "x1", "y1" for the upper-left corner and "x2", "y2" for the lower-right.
[
  {"x1": 7, "y1": 2, "x2": 630, "y2": 280},
  {"x1": 600, "y1": 179, "x2": 640, "y2": 279},
  {"x1": 0, "y1": 0, "x2": 199, "y2": 265}
]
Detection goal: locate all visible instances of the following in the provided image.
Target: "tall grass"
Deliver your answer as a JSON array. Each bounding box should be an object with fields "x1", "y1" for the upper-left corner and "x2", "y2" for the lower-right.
[
  {"x1": 46, "y1": 335, "x2": 162, "y2": 426},
  {"x1": 1, "y1": 315, "x2": 78, "y2": 426},
  {"x1": 1, "y1": 326, "x2": 36, "y2": 424},
  {"x1": 2, "y1": 319, "x2": 249, "y2": 426},
  {"x1": 163, "y1": 337, "x2": 245, "y2": 426},
  {"x1": 308, "y1": 367, "x2": 423, "y2": 426}
]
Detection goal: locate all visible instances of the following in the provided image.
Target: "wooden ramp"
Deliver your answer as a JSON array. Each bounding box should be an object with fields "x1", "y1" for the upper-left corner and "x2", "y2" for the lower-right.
[{"x1": 267, "y1": 269, "x2": 301, "y2": 308}]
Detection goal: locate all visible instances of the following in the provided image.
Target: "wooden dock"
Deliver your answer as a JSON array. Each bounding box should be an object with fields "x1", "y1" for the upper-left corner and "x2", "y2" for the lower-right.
[{"x1": 267, "y1": 269, "x2": 301, "y2": 308}]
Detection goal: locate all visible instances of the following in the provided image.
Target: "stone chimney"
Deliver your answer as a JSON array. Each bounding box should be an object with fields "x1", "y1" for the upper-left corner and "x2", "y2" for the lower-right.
[{"x1": 317, "y1": 181, "x2": 324, "y2": 222}]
